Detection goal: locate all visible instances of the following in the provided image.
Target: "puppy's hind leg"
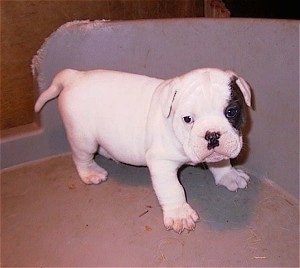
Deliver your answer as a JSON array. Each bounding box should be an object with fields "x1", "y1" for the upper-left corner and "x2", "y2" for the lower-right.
[{"x1": 70, "y1": 139, "x2": 108, "y2": 185}]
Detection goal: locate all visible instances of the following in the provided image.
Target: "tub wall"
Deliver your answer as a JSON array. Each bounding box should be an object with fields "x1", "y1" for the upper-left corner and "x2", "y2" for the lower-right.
[
  {"x1": 0, "y1": 0, "x2": 204, "y2": 131},
  {"x1": 1, "y1": 19, "x2": 299, "y2": 199}
]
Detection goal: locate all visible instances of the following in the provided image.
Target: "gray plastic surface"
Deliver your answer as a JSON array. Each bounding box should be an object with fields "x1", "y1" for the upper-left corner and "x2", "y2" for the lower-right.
[{"x1": 1, "y1": 18, "x2": 299, "y2": 199}]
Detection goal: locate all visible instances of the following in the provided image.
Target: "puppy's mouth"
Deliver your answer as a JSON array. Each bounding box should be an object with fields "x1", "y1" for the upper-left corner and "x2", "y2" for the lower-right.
[
  {"x1": 191, "y1": 139, "x2": 241, "y2": 163},
  {"x1": 191, "y1": 146, "x2": 229, "y2": 163}
]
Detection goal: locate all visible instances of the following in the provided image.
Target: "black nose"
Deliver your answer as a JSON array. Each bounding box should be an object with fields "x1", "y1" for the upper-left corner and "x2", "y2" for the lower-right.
[{"x1": 205, "y1": 131, "x2": 221, "y2": 150}]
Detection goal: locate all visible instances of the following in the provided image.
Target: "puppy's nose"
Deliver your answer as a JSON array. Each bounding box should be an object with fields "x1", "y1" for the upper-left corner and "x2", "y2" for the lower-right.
[{"x1": 205, "y1": 131, "x2": 221, "y2": 150}]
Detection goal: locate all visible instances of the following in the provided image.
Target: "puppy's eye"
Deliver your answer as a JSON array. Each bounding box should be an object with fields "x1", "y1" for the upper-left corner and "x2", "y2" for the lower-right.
[
  {"x1": 225, "y1": 107, "x2": 239, "y2": 118},
  {"x1": 183, "y1": 115, "x2": 194, "y2": 124}
]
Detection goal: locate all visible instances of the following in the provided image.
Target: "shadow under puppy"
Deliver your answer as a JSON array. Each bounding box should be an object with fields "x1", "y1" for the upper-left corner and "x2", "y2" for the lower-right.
[{"x1": 35, "y1": 68, "x2": 252, "y2": 233}]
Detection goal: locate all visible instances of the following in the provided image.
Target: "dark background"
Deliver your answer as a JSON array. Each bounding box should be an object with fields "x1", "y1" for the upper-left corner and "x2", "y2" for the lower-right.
[{"x1": 223, "y1": 0, "x2": 299, "y2": 19}]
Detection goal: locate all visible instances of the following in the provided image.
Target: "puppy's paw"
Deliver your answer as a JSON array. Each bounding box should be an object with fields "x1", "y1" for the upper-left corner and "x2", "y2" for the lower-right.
[
  {"x1": 78, "y1": 162, "x2": 108, "y2": 185},
  {"x1": 216, "y1": 168, "x2": 250, "y2": 191},
  {"x1": 163, "y1": 203, "x2": 199, "y2": 234}
]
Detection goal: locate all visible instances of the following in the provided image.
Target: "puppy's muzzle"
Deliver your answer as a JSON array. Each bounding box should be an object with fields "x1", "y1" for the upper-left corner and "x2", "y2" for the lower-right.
[{"x1": 205, "y1": 131, "x2": 221, "y2": 150}]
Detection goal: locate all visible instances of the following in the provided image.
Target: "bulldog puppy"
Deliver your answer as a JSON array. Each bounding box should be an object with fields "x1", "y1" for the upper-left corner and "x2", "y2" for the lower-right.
[{"x1": 35, "y1": 68, "x2": 251, "y2": 233}]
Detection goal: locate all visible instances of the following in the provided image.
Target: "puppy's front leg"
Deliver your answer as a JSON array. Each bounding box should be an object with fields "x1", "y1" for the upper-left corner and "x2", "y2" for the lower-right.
[
  {"x1": 207, "y1": 159, "x2": 250, "y2": 191},
  {"x1": 147, "y1": 158, "x2": 199, "y2": 233}
]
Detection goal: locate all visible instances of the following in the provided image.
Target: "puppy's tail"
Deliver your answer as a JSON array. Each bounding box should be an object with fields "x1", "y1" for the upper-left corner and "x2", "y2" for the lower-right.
[{"x1": 34, "y1": 69, "x2": 77, "y2": 112}]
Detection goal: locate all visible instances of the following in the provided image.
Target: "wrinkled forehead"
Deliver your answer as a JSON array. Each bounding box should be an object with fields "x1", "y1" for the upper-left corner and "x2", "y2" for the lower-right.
[
  {"x1": 181, "y1": 68, "x2": 231, "y2": 85},
  {"x1": 175, "y1": 70, "x2": 232, "y2": 111}
]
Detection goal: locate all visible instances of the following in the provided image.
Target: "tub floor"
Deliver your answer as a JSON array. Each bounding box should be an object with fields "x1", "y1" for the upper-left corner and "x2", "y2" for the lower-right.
[{"x1": 1, "y1": 154, "x2": 299, "y2": 267}]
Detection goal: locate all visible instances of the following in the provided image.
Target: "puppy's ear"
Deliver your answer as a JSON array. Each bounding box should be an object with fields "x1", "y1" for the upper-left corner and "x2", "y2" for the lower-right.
[
  {"x1": 226, "y1": 71, "x2": 252, "y2": 107},
  {"x1": 158, "y1": 78, "x2": 179, "y2": 117}
]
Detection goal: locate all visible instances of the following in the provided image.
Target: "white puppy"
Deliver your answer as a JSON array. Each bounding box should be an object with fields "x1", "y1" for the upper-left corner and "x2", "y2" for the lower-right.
[{"x1": 35, "y1": 68, "x2": 251, "y2": 233}]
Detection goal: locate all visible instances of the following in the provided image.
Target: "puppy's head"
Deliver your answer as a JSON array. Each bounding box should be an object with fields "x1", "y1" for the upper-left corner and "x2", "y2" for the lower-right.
[{"x1": 160, "y1": 68, "x2": 251, "y2": 163}]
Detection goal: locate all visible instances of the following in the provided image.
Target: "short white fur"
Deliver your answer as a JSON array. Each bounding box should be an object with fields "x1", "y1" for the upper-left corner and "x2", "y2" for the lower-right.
[{"x1": 35, "y1": 68, "x2": 251, "y2": 233}]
